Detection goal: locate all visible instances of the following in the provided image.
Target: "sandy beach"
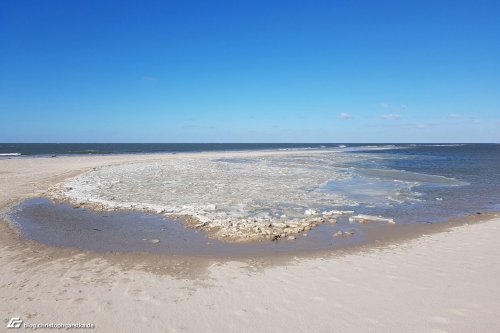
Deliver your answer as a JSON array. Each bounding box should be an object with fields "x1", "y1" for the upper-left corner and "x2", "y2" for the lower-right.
[{"x1": 1, "y1": 153, "x2": 499, "y2": 332}]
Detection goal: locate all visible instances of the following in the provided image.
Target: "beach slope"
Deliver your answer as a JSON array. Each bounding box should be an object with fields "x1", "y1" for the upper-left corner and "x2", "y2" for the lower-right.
[{"x1": 0, "y1": 154, "x2": 499, "y2": 332}]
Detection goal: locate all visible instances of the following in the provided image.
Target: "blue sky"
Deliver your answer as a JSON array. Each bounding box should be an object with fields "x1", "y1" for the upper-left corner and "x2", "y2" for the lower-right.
[{"x1": 1, "y1": 0, "x2": 499, "y2": 143}]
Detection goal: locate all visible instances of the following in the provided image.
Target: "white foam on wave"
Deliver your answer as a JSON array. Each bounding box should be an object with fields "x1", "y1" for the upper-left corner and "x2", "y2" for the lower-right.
[
  {"x1": 422, "y1": 144, "x2": 466, "y2": 147},
  {"x1": 346, "y1": 145, "x2": 405, "y2": 152},
  {"x1": 0, "y1": 153, "x2": 21, "y2": 156}
]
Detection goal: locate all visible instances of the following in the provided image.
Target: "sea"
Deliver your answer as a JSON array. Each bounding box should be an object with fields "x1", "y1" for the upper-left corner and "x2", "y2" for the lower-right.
[
  {"x1": 1, "y1": 143, "x2": 356, "y2": 156},
  {"x1": 5, "y1": 143, "x2": 500, "y2": 255},
  {"x1": 3, "y1": 143, "x2": 500, "y2": 219}
]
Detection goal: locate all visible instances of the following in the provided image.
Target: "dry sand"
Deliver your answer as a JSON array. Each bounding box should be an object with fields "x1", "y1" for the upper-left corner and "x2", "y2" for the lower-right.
[{"x1": 1, "y1": 153, "x2": 499, "y2": 332}]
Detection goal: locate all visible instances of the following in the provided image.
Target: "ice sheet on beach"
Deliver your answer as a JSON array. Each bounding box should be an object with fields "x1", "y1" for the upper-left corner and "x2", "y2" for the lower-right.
[{"x1": 50, "y1": 150, "x2": 464, "y2": 241}]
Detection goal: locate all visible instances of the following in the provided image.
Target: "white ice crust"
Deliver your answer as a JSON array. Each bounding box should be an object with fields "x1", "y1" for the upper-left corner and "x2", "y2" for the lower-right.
[{"x1": 49, "y1": 150, "x2": 417, "y2": 241}]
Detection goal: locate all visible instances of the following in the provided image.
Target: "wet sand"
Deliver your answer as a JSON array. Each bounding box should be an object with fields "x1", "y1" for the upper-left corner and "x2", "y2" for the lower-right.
[
  {"x1": 9, "y1": 197, "x2": 494, "y2": 259},
  {"x1": 1, "y1": 153, "x2": 500, "y2": 332},
  {"x1": 9, "y1": 198, "x2": 365, "y2": 256}
]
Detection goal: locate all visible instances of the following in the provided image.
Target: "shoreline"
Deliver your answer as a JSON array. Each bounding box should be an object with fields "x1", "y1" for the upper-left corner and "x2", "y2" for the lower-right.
[
  {"x1": 30, "y1": 148, "x2": 487, "y2": 244},
  {"x1": 1, "y1": 151, "x2": 496, "y2": 259},
  {"x1": 1, "y1": 152, "x2": 500, "y2": 332},
  {"x1": 1, "y1": 151, "x2": 499, "y2": 258},
  {"x1": 6, "y1": 196, "x2": 499, "y2": 260}
]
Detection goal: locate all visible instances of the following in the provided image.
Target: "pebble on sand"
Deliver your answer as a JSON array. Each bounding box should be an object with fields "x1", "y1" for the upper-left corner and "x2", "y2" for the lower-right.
[{"x1": 333, "y1": 230, "x2": 354, "y2": 237}]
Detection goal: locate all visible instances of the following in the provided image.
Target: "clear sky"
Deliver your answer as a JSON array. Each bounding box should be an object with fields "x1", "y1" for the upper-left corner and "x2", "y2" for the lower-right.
[{"x1": 1, "y1": 0, "x2": 499, "y2": 143}]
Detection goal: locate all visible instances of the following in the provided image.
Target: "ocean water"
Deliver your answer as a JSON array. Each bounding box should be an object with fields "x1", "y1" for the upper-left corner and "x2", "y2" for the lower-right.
[
  {"x1": 47, "y1": 144, "x2": 500, "y2": 225},
  {"x1": 4, "y1": 143, "x2": 499, "y2": 224},
  {"x1": 0, "y1": 143, "x2": 347, "y2": 156},
  {"x1": 337, "y1": 144, "x2": 500, "y2": 224},
  {"x1": 7, "y1": 143, "x2": 500, "y2": 254}
]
